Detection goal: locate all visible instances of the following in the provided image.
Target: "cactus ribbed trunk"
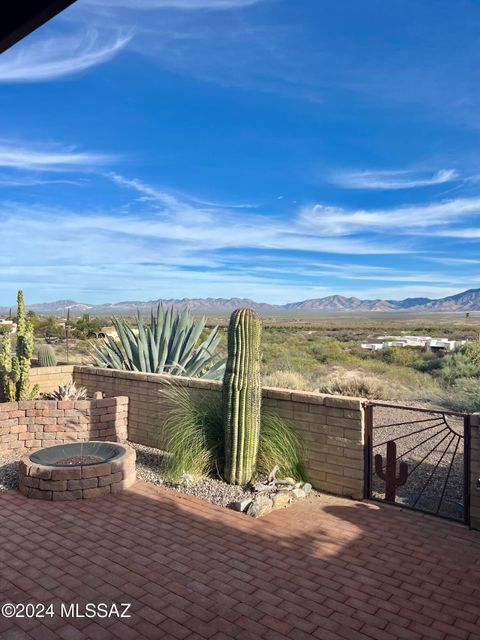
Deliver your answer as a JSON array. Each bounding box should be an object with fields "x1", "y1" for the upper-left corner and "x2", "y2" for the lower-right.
[
  {"x1": 0, "y1": 333, "x2": 16, "y2": 402},
  {"x1": 223, "y1": 308, "x2": 262, "y2": 485},
  {"x1": 0, "y1": 291, "x2": 38, "y2": 402},
  {"x1": 37, "y1": 344, "x2": 57, "y2": 367}
]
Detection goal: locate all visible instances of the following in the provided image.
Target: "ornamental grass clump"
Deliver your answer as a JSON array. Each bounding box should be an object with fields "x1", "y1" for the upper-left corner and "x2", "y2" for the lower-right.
[
  {"x1": 257, "y1": 413, "x2": 307, "y2": 482},
  {"x1": 163, "y1": 385, "x2": 223, "y2": 483},
  {"x1": 162, "y1": 386, "x2": 305, "y2": 485}
]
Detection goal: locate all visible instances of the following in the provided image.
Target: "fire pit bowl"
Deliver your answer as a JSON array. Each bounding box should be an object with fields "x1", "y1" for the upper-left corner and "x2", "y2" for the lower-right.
[{"x1": 19, "y1": 441, "x2": 136, "y2": 501}]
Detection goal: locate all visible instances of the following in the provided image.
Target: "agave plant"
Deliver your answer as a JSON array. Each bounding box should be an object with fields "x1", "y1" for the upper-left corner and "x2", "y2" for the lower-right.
[
  {"x1": 92, "y1": 304, "x2": 226, "y2": 380},
  {"x1": 44, "y1": 382, "x2": 88, "y2": 401}
]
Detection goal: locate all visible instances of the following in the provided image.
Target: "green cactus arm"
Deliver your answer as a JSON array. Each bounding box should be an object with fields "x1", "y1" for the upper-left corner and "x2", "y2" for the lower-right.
[{"x1": 16, "y1": 290, "x2": 26, "y2": 335}]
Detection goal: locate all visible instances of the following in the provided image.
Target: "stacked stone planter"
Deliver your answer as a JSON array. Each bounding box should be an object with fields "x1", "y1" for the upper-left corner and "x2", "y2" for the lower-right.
[
  {"x1": 18, "y1": 442, "x2": 136, "y2": 501},
  {"x1": 0, "y1": 397, "x2": 128, "y2": 454}
]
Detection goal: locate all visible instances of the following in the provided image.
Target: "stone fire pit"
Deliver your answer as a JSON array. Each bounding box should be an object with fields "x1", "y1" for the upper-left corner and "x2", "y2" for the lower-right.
[{"x1": 18, "y1": 442, "x2": 136, "y2": 501}]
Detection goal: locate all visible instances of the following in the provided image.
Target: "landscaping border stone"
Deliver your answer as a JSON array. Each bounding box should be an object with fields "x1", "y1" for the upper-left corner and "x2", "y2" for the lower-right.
[{"x1": 18, "y1": 442, "x2": 136, "y2": 500}]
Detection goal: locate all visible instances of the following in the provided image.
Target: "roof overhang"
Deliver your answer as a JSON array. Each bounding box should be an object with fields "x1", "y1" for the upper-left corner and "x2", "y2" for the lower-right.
[{"x1": 0, "y1": 1, "x2": 78, "y2": 55}]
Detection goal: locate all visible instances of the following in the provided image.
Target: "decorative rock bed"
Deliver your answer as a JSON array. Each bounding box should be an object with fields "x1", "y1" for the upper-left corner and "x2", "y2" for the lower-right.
[
  {"x1": 234, "y1": 468, "x2": 313, "y2": 517},
  {"x1": 18, "y1": 441, "x2": 136, "y2": 500},
  {"x1": 131, "y1": 443, "x2": 314, "y2": 517}
]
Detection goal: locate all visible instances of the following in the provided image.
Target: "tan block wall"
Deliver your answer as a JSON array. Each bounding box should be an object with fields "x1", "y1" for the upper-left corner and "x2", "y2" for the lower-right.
[
  {"x1": 0, "y1": 397, "x2": 128, "y2": 454},
  {"x1": 0, "y1": 366, "x2": 74, "y2": 402},
  {"x1": 73, "y1": 366, "x2": 365, "y2": 499},
  {"x1": 470, "y1": 417, "x2": 480, "y2": 530},
  {"x1": 73, "y1": 366, "x2": 221, "y2": 450},
  {"x1": 28, "y1": 365, "x2": 74, "y2": 395},
  {"x1": 262, "y1": 388, "x2": 365, "y2": 500}
]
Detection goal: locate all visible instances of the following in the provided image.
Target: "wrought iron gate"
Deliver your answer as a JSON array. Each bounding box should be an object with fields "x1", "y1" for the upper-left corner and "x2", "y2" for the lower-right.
[{"x1": 364, "y1": 402, "x2": 470, "y2": 524}]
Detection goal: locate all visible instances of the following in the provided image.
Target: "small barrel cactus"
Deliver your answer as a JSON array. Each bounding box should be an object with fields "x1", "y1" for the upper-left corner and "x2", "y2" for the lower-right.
[
  {"x1": 37, "y1": 344, "x2": 57, "y2": 367},
  {"x1": 223, "y1": 308, "x2": 262, "y2": 485}
]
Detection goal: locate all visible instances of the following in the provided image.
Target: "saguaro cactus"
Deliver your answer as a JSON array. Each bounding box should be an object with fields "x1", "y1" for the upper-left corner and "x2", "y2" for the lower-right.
[
  {"x1": 0, "y1": 291, "x2": 39, "y2": 402},
  {"x1": 223, "y1": 308, "x2": 262, "y2": 485},
  {"x1": 375, "y1": 440, "x2": 408, "y2": 502}
]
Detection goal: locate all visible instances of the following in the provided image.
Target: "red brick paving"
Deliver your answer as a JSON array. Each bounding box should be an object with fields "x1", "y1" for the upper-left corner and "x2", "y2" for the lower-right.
[{"x1": 0, "y1": 482, "x2": 479, "y2": 639}]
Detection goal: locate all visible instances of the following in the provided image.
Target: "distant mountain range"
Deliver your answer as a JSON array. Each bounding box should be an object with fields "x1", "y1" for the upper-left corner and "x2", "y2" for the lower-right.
[{"x1": 1, "y1": 289, "x2": 480, "y2": 316}]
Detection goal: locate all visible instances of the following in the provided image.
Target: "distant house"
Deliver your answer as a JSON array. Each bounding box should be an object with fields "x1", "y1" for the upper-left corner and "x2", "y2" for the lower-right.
[
  {"x1": 361, "y1": 334, "x2": 467, "y2": 352},
  {"x1": 360, "y1": 341, "x2": 384, "y2": 351},
  {"x1": 426, "y1": 338, "x2": 467, "y2": 352}
]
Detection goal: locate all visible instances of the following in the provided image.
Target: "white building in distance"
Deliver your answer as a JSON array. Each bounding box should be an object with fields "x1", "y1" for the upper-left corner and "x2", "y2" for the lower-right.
[
  {"x1": 361, "y1": 335, "x2": 467, "y2": 352},
  {"x1": 0, "y1": 319, "x2": 17, "y2": 333}
]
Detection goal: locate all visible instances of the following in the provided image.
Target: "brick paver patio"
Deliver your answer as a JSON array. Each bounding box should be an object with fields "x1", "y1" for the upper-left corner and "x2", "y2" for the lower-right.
[{"x1": 0, "y1": 481, "x2": 479, "y2": 640}]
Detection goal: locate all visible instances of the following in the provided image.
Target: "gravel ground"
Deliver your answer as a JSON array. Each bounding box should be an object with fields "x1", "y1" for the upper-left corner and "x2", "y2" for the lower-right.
[
  {"x1": 0, "y1": 454, "x2": 19, "y2": 492},
  {"x1": 130, "y1": 442, "x2": 255, "y2": 508},
  {"x1": 0, "y1": 444, "x2": 255, "y2": 509},
  {"x1": 371, "y1": 404, "x2": 465, "y2": 520}
]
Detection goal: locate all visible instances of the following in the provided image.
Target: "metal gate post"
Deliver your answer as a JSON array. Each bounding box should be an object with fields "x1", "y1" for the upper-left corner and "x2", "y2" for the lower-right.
[
  {"x1": 363, "y1": 402, "x2": 373, "y2": 499},
  {"x1": 464, "y1": 414, "x2": 471, "y2": 526}
]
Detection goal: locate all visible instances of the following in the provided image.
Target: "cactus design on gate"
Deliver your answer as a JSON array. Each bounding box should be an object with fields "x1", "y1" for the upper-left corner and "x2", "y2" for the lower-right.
[
  {"x1": 223, "y1": 308, "x2": 262, "y2": 485},
  {"x1": 374, "y1": 440, "x2": 408, "y2": 502}
]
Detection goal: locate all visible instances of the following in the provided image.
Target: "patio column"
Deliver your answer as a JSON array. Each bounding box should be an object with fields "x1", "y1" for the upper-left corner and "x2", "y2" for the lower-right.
[{"x1": 470, "y1": 413, "x2": 480, "y2": 530}]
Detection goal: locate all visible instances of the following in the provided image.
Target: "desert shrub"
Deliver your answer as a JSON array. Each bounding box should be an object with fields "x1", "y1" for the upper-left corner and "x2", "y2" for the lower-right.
[
  {"x1": 439, "y1": 352, "x2": 480, "y2": 384},
  {"x1": 310, "y1": 338, "x2": 350, "y2": 364},
  {"x1": 381, "y1": 347, "x2": 421, "y2": 367},
  {"x1": 415, "y1": 355, "x2": 444, "y2": 373},
  {"x1": 459, "y1": 340, "x2": 480, "y2": 366},
  {"x1": 435, "y1": 378, "x2": 480, "y2": 413},
  {"x1": 262, "y1": 370, "x2": 315, "y2": 392},
  {"x1": 260, "y1": 330, "x2": 350, "y2": 376},
  {"x1": 318, "y1": 374, "x2": 390, "y2": 400},
  {"x1": 257, "y1": 413, "x2": 307, "y2": 481}
]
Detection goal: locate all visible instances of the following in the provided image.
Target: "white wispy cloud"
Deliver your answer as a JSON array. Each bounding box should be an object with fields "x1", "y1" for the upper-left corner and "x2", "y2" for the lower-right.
[
  {"x1": 2, "y1": 169, "x2": 478, "y2": 302},
  {"x1": 0, "y1": 176, "x2": 84, "y2": 187},
  {"x1": 433, "y1": 227, "x2": 480, "y2": 238},
  {"x1": 241, "y1": 256, "x2": 468, "y2": 287},
  {"x1": 0, "y1": 29, "x2": 131, "y2": 82},
  {"x1": 101, "y1": 174, "x2": 410, "y2": 254},
  {"x1": 426, "y1": 257, "x2": 480, "y2": 266},
  {"x1": 83, "y1": 0, "x2": 263, "y2": 8},
  {"x1": 0, "y1": 142, "x2": 112, "y2": 171},
  {"x1": 300, "y1": 197, "x2": 480, "y2": 236},
  {"x1": 107, "y1": 172, "x2": 258, "y2": 209},
  {"x1": 106, "y1": 173, "x2": 185, "y2": 209},
  {"x1": 331, "y1": 168, "x2": 459, "y2": 190}
]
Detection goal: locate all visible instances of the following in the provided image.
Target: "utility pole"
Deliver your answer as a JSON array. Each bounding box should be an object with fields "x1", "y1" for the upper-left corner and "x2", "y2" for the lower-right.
[{"x1": 66, "y1": 308, "x2": 71, "y2": 364}]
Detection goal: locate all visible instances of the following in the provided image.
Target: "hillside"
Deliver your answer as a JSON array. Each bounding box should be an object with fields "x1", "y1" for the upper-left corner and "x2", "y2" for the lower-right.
[{"x1": 1, "y1": 288, "x2": 480, "y2": 315}]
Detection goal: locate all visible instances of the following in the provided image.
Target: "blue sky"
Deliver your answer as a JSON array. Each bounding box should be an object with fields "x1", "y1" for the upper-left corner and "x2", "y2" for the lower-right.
[{"x1": 0, "y1": 0, "x2": 479, "y2": 305}]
